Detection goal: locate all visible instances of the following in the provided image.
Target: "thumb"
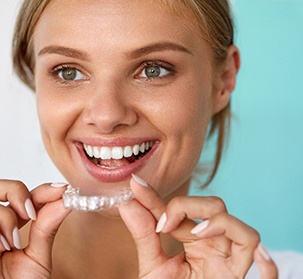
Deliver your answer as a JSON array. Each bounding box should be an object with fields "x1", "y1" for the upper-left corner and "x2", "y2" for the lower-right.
[
  {"x1": 119, "y1": 199, "x2": 167, "y2": 277},
  {"x1": 24, "y1": 183, "x2": 71, "y2": 272},
  {"x1": 255, "y1": 244, "x2": 278, "y2": 279}
]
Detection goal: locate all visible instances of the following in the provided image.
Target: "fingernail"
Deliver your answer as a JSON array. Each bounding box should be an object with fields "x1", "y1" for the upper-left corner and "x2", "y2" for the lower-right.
[
  {"x1": 190, "y1": 220, "x2": 210, "y2": 235},
  {"x1": 258, "y1": 243, "x2": 271, "y2": 261},
  {"x1": 131, "y1": 174, "x2": 148, "y2": 187},
  {"x1": 12, "y1": 227, "x2": 22, "y2": 249},
  {"x1": 50, "y1": 182, "x2": 69, "y2": 188},
  {"x1": 0, "y1": 235, "x2": 11, "y2": 251},
  {"x1": 156, "y1": 212, "x2": 167, "y2": 233},
  {"x1": 25, "y1": 199, "x2": 37, "y2": 221}
]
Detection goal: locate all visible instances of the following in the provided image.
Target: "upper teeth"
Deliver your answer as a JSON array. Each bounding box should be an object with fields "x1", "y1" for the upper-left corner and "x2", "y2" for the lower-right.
[{"x1": 84, "y1": 141, "x2": 153, "y2": 160}]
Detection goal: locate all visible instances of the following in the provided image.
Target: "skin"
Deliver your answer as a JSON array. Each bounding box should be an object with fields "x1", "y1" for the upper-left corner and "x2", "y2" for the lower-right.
[
  {"x1": 33, "y1": 0, "x2": 219, "y2": 200},
  {"x1": 0, "y1": 0, "x2": 278, "y2": 278}
]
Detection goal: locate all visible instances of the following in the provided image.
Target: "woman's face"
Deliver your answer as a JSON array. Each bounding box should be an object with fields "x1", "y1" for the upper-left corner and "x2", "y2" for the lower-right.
[{"x1": 33, "y1": 0, "x2": 222, "y2": 197}]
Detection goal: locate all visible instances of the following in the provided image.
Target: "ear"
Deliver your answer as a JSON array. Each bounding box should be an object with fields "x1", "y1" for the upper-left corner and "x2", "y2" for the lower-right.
[{"x1": 212, "y1": 45, "x2": 240, "y2": 114}]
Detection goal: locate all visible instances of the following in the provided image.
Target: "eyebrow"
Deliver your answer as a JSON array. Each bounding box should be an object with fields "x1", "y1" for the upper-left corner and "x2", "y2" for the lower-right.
[
  {"x1": 126, "y1": 42, "x2": 193, "y2": 58},
  {"x1": 37, "y1": 42, "x2": 192, "y2": 61},
  {"x1": 38, "y1": 46, "x2": 91, "y2": 61}
]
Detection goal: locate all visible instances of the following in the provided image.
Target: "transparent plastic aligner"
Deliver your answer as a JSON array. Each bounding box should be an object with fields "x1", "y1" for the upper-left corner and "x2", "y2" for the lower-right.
[{"x1": 62, "y1": 185, "x2": 134, "y2": 211}]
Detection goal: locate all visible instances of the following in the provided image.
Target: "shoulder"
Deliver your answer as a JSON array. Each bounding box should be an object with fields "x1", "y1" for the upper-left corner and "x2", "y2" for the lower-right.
[{"x1": 246, "y1": 250, "x2": 303, "y2": 279}]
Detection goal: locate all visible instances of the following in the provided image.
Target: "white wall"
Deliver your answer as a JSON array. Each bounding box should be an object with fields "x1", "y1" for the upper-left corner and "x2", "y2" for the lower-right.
[{"x1": 0, "y1": 1, "x2": 65, "y2": 188}]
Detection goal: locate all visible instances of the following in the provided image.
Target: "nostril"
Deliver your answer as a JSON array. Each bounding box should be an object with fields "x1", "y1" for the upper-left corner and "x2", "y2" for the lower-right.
[{"x1": 82, "y1": 93, "x2": 138, "y2": 134}]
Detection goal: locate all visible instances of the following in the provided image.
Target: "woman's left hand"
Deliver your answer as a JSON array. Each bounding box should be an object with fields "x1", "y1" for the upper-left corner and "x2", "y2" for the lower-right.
[
  {"x1": 119, "y1": 175, "x2": 277, "y2": 279},
  {"x1": 254, "y1": 244, "x2": 278, "y2": 279}
]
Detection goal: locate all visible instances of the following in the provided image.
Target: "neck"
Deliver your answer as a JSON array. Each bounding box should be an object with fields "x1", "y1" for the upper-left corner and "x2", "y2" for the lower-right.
[{"x1": 52, "y1": 211, "x2": 137, "y2": 278}]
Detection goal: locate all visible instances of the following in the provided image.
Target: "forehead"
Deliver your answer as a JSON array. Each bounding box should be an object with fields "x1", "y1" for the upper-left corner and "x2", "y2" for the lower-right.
[
  {"x1": 33, "y1": 0, "x2": 208, "y2": 57},
  {"x1": 40, "y1": 0, "x2": 195, "y2": 23}
]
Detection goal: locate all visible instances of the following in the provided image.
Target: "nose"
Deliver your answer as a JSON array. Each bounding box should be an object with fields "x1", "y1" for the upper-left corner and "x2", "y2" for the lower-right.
[{"x1": 82, "y1": 83, "x2": 138, "y2": 134}]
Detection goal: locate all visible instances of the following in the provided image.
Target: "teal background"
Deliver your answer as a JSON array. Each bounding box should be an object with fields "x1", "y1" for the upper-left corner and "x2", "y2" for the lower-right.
[{"x1": 190, "y1": 0, "x2": 303, "y2": 253}]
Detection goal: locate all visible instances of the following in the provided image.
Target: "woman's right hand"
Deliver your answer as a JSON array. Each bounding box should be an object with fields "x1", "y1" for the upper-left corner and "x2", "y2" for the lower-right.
[{"x1": 0, "y1": 180, "x2": 70, "y2": 278}]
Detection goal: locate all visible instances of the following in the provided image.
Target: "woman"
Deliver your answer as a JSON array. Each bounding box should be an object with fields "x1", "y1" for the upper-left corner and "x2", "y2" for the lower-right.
[{"x1": 0, "y1": 0, "x2": 277, "y2": 278}]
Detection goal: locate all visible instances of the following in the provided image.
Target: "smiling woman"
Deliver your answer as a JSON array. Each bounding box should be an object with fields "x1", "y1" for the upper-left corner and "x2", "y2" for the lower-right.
[
  {"x1": 0, "y1": 0, "x2": 279, "y2": 278},
  {"x1": 30, "y1": 0, "x2": 222, "y2": 197}
]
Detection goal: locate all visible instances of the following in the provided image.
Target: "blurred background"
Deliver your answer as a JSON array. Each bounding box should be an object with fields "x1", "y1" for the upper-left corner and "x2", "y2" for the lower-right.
[
  {"x1": 192, "y1": 0, "x2": 303, "y2": 254},
  {"x1": 1, "y1": 0, "x2": 303, "y2": 253}
]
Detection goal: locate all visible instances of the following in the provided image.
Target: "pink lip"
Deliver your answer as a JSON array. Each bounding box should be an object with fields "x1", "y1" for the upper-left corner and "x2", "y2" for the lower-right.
[{"x1": 76, "y1": 141, "x2": 159, "y2": 182}]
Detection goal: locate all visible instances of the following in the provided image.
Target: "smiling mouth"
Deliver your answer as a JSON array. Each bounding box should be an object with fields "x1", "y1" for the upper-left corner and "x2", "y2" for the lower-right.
[{"x1": 83, "y1": 141, "x2": 154, "y2": 169}]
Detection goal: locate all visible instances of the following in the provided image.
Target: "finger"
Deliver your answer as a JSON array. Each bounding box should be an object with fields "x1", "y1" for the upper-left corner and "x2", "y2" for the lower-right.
[
  {"x1": 161, "y1": 196, "x2": 230, "y2": 255},
  {"x1": 0, "y1": 234, "x2": 11, "y2": 252},
  {"x1": 191, "y1": 212, "x2": 260, "y2": 278},
  {"x1": 130, "y1": 174, "x2": 166, "y2": 218},
  {"x1": 24, "y1": 183, "x2": 70, "y2": 272},
  {"x1": 119, "y1": 199, "x2": 167, "y2": 277},
  {"x1": 0, "y1": 204, "x2": 21, "y2": 249},
  {"x1": 0, "y1": 180, "x2": 32, "y2": 221},
  {"x1": 30, "y1": 182, "x2": 69, "y2": 210},
  {"x1": 254, "y1": 244, "x2": 278, "y2": 279},
  {"x1": 0, "y1": 179, "x2": 34, "y2": 250},
  {"x1": 130, "y1": 175, "x2": 197, "y2": 242},
  {"x1": 160, "y1": 195, "x2": 227, "y2": 233}
]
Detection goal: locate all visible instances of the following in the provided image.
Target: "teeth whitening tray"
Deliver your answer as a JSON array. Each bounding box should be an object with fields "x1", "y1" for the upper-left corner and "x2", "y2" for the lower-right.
[{"x1": 62, "y1": 185, "x2": 134, "y2": 211}]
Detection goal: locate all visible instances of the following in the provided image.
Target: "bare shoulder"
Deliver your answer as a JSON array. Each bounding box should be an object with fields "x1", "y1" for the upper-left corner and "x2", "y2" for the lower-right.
[{"x1": 246, "y1": 250, "x2": 303, "y2": 279}]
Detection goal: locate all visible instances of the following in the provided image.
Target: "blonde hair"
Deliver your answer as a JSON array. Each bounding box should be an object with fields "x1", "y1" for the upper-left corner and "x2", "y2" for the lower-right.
[{"x1": 12, "y1": 0, "x2": 235, "y2": 186}]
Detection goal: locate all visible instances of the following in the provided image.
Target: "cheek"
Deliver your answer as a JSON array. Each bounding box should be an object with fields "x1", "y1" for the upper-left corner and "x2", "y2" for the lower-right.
[
  {"x1": 149, "y1": 82, "x2": 213, "y2": 141},
  {"x1": 169, "y1": 90, "x2": 212, "y2": 164},
  {"x1": 37, "y1": 93, "x2": 64, "y2": 139},
  {"x1": 35, "y1": 83, "x2": 79, "y2": 149},
  {"x1": 143, "y1": 82, "x2": 213, "y2": 195}
]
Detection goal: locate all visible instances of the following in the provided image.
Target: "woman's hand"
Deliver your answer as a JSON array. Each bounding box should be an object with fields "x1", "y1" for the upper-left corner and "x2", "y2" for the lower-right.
[
  {"x1": 119, "y1": 175, "x2": 278, "y2": 279},
  {"x1": 254, "y1": 244, "x2": 278, "y2": 279},
  {"x1": 0, "y1": 180, "x2": 70, "y2": 278}
]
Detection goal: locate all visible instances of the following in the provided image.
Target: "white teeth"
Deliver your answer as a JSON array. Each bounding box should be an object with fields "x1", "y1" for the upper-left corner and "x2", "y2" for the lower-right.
[
  {"x1": 100, "y1": 147, "x2": 111, "y2": 160},
  {"x1": 133, "y1": 144, "x2": 139, "y2": 156},
  {"x1": 85, "y1": 145, "x2": 93, "y2": 157},
  {"x1": 112, "y1": 147, "x2": 123, "y2": 159},
  {"x1": 139, "y1": 143, "x2": 145, "y2": 153},
  {"x1": 124, "y1": 146, "x2": 133, "y2": 158},
  {"x1": 93, "y1": 146, "x2": 100, "y2": 158},
  {"x1": 84, "y1": 141, "x2": 154, "y2": 160}
]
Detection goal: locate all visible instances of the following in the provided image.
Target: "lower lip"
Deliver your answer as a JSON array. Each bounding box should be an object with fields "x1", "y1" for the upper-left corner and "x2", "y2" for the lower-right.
[{"x1": 76, "y1": 142, "x2": 158, "y2": 182}]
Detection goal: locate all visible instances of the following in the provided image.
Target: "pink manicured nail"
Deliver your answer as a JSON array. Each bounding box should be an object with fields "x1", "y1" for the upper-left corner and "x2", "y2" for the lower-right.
[
  {"x1": 156, "y1": 213, "x2": 167, "y2": 233},
  {"x1": 0, "y1": 234, "x2": 11, "y2": 251},
  {"x1": 190, "y1": 220, "x2": 210, "y2": 235},
  {"x1": 131, "y1": 174, "x2": 148, "y2": 187},
  {"x1": 25, "y1": 199, "x2": 37, "y2": 221},
  {"x1": 258, "y1": 243, "x2": 271, "y2": 261},
  {"x1": 50, "y1": 182, "x2": 69, "y2": 188},
  {"x1": 12, "y1": 227, "x2": 22, "y2": 249}
]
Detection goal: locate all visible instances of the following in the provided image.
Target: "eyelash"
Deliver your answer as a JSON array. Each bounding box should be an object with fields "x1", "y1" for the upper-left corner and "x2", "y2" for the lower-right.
[
  {"x1": 136, "y1": 61, "x2": 174, "y2": 81},
  {"x1": 50, "y1": 64, "x2": 88, "y2": 85}
]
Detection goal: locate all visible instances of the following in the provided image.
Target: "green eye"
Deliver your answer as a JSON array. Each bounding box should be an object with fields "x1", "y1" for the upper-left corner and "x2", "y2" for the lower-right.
[
  {"x1": 61, "y1": 68, "x2": 77, "y2": 80},
  {"x1": 58, "y1": 67, "x2": 86, "y2": 81},
  {"x1": 144, "y1": 65, "x2": 161, "y2": 78},
  {"x1": 139, "y1": 63, "x2": 171, "y2": 79}
]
